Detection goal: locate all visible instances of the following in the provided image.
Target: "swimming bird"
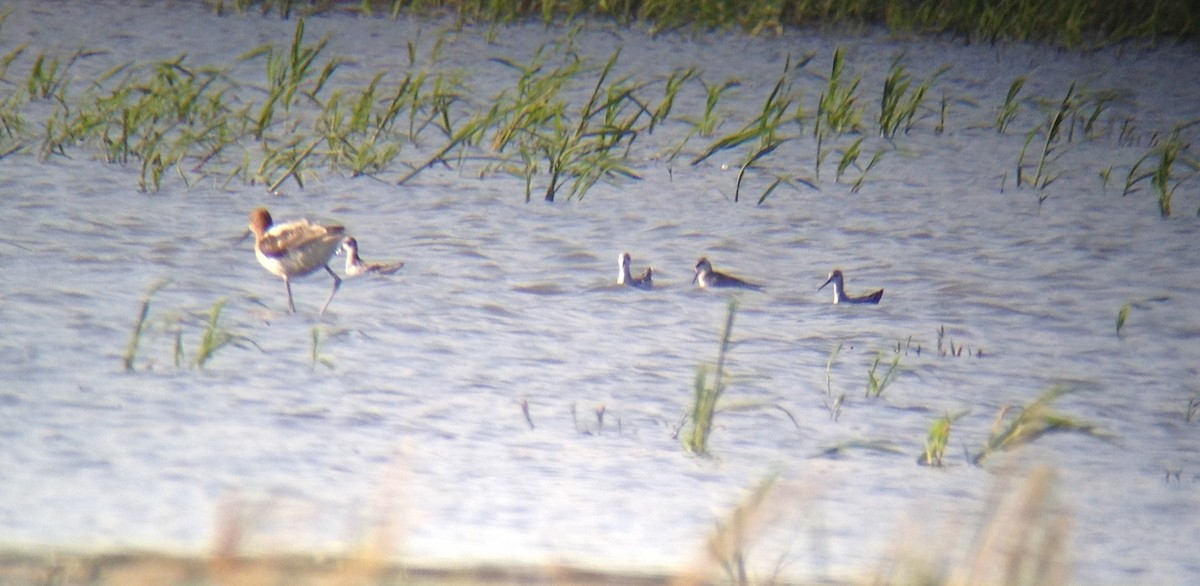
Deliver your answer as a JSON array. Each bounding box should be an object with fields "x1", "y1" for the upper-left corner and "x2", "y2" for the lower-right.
[
  {"x1": 693, "y1": 257, "x2": 762, "y2": 290},
  {"x1": 617, "y1": 252, "x2": 653, "y2": 290},
  {"x1": 819, "y1": 269, "x2": 883, "y2": 304},
  {"x1": 248, "y1": 207, "x2": 344, "y2": 315},
  {"x1": 342, "y1": 236, "x2": 404, "y2": 277}
]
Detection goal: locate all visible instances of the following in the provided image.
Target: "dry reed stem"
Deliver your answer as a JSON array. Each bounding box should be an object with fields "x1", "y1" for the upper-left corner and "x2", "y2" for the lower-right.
[{"x1": 951, "y1": 466, "x2": 1071, "y2": 586}]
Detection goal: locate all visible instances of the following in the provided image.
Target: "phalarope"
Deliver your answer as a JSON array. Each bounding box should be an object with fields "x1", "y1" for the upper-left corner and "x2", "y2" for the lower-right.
[
  {"x1": 248, "y1": 207, "x2": 344, "y2": 315},
  {"x1": 617, "y1": 252, "x2": 653, "y2": 290},
  {"x1": 819, "y1": 269, "x2": 883, "y2": 304},
  {"x1": 341, "y1": 236, "x2": 404, "y2": 277},
  {"x1": 693, "y1": 257, "x2": 762, "y2": 290}
]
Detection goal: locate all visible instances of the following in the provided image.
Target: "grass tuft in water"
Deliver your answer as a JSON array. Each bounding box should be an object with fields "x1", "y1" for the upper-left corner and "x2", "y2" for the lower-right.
[
  {"x1": 690, "y1": 53, "x2": 817, "y2": 202},
  {"x1": 1018, "y1": 82, "x2": 1075, "y2": 199},
  {"x1": 823, "y1": 342, "x2": 844, "y2": 421},
  {"x1": 878, "y1": 56, "x2": 946, "y2": 139},
  {"x1": 932, "y1": 466, "x2": 1071, "y2": 585},
  {"x1": 1183, "y1": 392, "x2": 1200, "y2": 423},
  {"x1": 310, "y1": 326, "x2": 334, "y2": 371},
  {"x1": 816, "y1": 46, "x2": 861, "y2": 137},
  {"x1": 995, "y1": 76, "x2": 1026, "y2": 133},
  {"x1": 684, "y1": 77, "x2": 739, "y2": 140},
  {"x1": 195, "y1": 298, "x2": 238, "y2": 370},
  {"x1": 974, "y1": 386, "x2": 1115, "y2": 464},
  {"x1": 702, "y1": 472, "x2": 778, "y2": 585},
  {"x1": 1116, "y1": 303, "x2": 1131, "y2": 338},
  {"x1": 865, "y1": 349, "x2": 901, "y2": 398},
  {"x1": 920, "y1": 409, "x2": 970, "y2": 466},
  {"x1": 683, "y1": 300, "x2": 738, "y2": 456},
  {"x1": 1122, "y1": 123, "x2": 1196, "y2": 218},
  {"x1": 253, "y1": 18, "x2": 336, "y2": 138},
  {"x1": 122, "y1": 279, "x2": 172, "y2": 372}
]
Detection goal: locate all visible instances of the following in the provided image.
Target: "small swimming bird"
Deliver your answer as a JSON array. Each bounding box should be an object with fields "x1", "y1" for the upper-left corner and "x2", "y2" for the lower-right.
[
  {"x1": 617, "y1": 252, "x2": 653, "y2": 290},
  {"x1": 819, "y1": 269, "x2": 883, "y2": 304},
  {"x1": 342, "y1": 236, "x2": 404, "y2": 277},
  {"x1": 248, "y1": 207, "x2": 344, "y2": 315},
  {"x1": 693, "y1": 257, "x2": 762, "y2": 290}
]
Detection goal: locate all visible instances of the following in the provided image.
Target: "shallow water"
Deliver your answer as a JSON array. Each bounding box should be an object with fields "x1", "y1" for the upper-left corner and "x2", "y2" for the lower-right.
[{"x1": 1, "y1": 1, "x2": 1199, "y2": 583}]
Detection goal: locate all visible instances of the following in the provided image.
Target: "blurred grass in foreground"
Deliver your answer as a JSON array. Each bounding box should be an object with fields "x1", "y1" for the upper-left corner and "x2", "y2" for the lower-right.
[{"x1": 0, "y1": 465, "x2": 1070, "y2": 585}]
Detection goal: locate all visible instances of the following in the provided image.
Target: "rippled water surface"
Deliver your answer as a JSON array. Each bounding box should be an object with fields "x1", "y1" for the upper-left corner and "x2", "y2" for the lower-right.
[{"x1": 1, "y1": 1, "x2": 1199, "y2": 583}]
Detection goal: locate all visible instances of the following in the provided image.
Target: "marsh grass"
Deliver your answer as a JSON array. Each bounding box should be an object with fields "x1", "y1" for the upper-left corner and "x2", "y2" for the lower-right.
[
  {"x1": 571, "y1": 402, "x2": 618, "y2": 435},
  {"x1": 816, "y1": 47, "x2": 861, "y2": 137},
  {"x1": 815, "y1": 438, "x2": 905, "y2": 458},
  {"x1": 699, "y1": 472, "x2": 779, "y2": 585},
  {"x1": 250, "y1": 18, "x2": 336, "y2": 139},
  {"x1": 690, "y1": 54, "x2": 813, "y2": 202},
  {"x1": 865, "y1": 349, "x2": 901, "y2": 398},
  {"x1": 1115, "y1": 303, "x2": 1131, "y2": 338},
  {"x1": 680, "y1": 76, "x2": 737, "y2": 140},
  {"x1": 836, "y1": 137, "x2": 885, "y2": 193},
  {"x1": 528, "y1": 48, "x2": 645, "y2": 202},
  {"x1": 195, "y1": 299, "x2": 235, "y2": 369},
  {"x1": 1183, "y1": 392, "x2": 1200, "y2": 423},
  {"x1": 953, "y1": 466, "x2": 1071, "y2": 585},
  {"x1": 834, "y1": 136, "x2": 861, "y2": 183},
  {"x1": 310, "y1": 326, "x2": 334, "y2": 371},
  {"x1": 25, "y1": 49, "x2": 90, "y2": 102},
  {"x1": 122, "y1": 279, "x2": 172, "y2": 372},
  {"x1": 974, "y1": 387, "x2": 1115, "y2": 464},
  {"x1": 123, "y1": 291, "x2": 261, "y2": 372},
  {"x1": 28, "y1": 51, "x2": 252, "y2": 190},
  {"x1": 877, "y1": 465, "x2": 1071, "y2": 585},
  {"x1": 920, "y1": 409, "x2": 969, "y2": 466},
  {"x1": 3, "y1": 3, "x2": 1195, "y2": 203},
  {"x1": 316, "y1": 81, "x2": 403, "y2": 179},
  {"x1": 519, "y1": 398, "x2": 534, "y2": 429},
  {"x1": 995, "y1": 76, "x2": 1025, "y2": 134},
  {"x1": 823, "y1": 342, "x2": 844, "y2": 421},
  {"x1": 682, "y1": 300, "x2": 738, "y2": 455},
  {"x1": 877, "y1": 57, "x2": 946, "y2": 139},
  {"x1": 397, "y1": 43, "x2": 655, "y2": 201},
  {"x1": 222, "y1": 0, "x2": 1197, "y2": 46},
  {"x1": 936, "y1": 325, "x2": 980, "y2": 357},
  {"x1": 0, "y1": 465, "x2": 1074, "y2": 584},
  {"x1": 1018, "y1": 82, "x2": 1074, "y2": 197},
  {"x1": 1122, "y1": 123, "x2": 1197, "y2": 217}
]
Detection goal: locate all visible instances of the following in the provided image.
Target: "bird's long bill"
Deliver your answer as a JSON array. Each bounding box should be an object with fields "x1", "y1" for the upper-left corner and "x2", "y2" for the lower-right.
[
  {"x1": 818, "y1": 275, "x2": 834, "y2": 291},
  {"x1": 235, "y1": 229, "x2": 253, "y2": 247},
  {"x1": 692, "y1": 271, "x2": 699, "y2": 284}
]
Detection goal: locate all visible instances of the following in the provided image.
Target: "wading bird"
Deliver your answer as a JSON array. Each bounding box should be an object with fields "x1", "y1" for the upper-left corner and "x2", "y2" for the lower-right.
[
  {"x1": 819, "y1": 269, "x2": 883, "y2": 304},
  {"x1": 342, "y1": 236, "x2": 404, "y2": 277},
  {"x1": 617, "y1": 252, "x2": 653, "y2": 290},
  {"x1": 693, "y1": 257, "x2": 762, "y2": 290},
  {"x1": 248, "y1": 207, "x2": 344, "y2": 315}
]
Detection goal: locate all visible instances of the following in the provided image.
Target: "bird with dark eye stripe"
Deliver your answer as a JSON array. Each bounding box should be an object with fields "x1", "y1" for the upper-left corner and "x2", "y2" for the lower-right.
[
  {"x1": 819, "y1": 270, "x2": 883, "y2": 304},
  {"x1": 693, "y1": 257, "x2": 761, "y2": 290}
]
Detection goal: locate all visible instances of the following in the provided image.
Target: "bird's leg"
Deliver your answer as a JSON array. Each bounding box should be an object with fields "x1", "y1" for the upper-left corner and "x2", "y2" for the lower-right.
[
  {"x1": 319, "y1": 264, "x2": 342, "y2": 315},
  {"x1": 284, "y1": 278, "x2": 296, "y2": 313}
]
